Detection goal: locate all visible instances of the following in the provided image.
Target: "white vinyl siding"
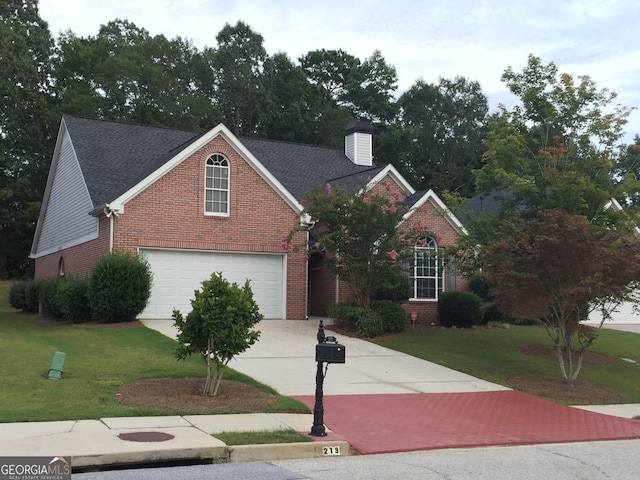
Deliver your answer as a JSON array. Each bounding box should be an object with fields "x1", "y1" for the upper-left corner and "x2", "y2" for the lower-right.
[
  {"x1": 34, "y1": 131, "x2": 98, "y2": 257},
  {"x1": 139, "y1": 249, "x2": 286, "y2": 319}
]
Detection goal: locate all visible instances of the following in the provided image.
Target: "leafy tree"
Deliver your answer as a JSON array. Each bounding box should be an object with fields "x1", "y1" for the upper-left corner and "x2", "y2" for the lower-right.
[
  {"x1": 0, "y1": 0, "x2": 55, "y2": 278},
  {"x1": 614, "y1": 135, "x2": 640, "y2": 206},
  {"x1": 398, "y1": 76, "x2": 488, "y2": 195},
  {"x1": 482, "y1": 210, "x2": 640, "y2": 383},
  {"x1": 209, "y1": 21, "x2": 267, "y2": 136},
  {"x1": 261, "y1": 52, "x2": 338, "y2": 145},
  {"x1": 288, "y1": 182, "x2": 417, "y2": 309},
  {"x1": 173, "y1": 272, "x2": 262, "y2": 396},
  {"x1": 299, "y1": 48, "x2": 399, "y2": 126},
  {"x1": 473, "y1": 54, "x2": 637, "y2": 230},
  {"x1": 52, "y1": 20, "x2": 220, "y2": 129}
]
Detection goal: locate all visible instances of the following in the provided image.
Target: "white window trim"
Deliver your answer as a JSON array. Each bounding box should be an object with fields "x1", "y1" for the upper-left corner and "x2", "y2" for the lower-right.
[
  {"x1": 204, "y1": 154, "x2": 230, "y2": 216},
  {"x1": 411, "y1": 236, "x2": 443, "y2": 301}
]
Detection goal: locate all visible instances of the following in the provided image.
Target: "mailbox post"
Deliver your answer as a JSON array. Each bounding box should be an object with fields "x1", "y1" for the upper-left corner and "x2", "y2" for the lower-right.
[{"x1": 310, "y1": 320, "x2": 345, "y2": 436}]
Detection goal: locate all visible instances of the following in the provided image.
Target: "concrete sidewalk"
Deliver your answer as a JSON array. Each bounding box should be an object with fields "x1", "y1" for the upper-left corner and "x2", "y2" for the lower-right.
[{"x1": 0, "y1": 413, "x2": 350, "y2": 471}]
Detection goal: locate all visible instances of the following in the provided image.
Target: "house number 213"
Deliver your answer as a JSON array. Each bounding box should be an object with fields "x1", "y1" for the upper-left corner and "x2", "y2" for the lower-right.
[{"x1": 322, "y1": 446, "x2": 341, "y2": 456}]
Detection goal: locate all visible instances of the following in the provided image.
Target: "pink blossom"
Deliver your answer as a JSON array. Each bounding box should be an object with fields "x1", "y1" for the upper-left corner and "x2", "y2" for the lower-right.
[
  {"x1": 280, "y1": 235, "x2": 289, "y2": 251},
  {"x1": 388, "y1": 205, "x2": 398, "y2": 214},
  {"x1": 387, "y1": 250, "x2": 399, "y2": 261},
  {"x1": 394, "y1": 193, "x2": 402, "y2": 202},
  {"x1": 385, "y1": 183, "x2": 392, "y2": 191},
  {"x1": 325, "y1": 183, "x2": 333, "y2": 198},
  {"x1": 414, "y1": 223, "x2": 424, "y2": 233},
  {"x1": 417, "y1": 238, "x2": 426, "y2": 246},
  {"x1": 313, "y1": 242, "x2": 321, "y2": 249}
]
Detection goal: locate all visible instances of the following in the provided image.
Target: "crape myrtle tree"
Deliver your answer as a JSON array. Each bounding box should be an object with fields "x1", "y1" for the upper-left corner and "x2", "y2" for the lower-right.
[
  {"x1": 287, "y1": 181, "x2": 424, "y2": 310},
  {"x1": 482, "y1": 210, "x2": 640, "y2": 383},
  {"x1": 173, "y1": 272, "x2": 262, "y2": 397}
]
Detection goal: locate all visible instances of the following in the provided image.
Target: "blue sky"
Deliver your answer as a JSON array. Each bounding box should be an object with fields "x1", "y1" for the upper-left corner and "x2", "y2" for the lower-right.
[{"x1": 39, "y1": 0, "x2": 640, "y2": 142}]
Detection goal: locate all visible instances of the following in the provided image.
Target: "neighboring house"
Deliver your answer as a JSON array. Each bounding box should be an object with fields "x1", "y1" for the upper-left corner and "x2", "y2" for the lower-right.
[{"x1": 31, "y1": 116, "x2": 467, "y2": 322}]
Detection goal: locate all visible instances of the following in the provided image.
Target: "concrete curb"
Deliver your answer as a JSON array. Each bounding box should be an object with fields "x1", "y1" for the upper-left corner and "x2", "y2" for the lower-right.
[
  {"x1": 228, "y1": 440, "x2": 352, "y2": 463},
  {"x1": 72, "y1": 440, "x2": 353, "y2": 472}
]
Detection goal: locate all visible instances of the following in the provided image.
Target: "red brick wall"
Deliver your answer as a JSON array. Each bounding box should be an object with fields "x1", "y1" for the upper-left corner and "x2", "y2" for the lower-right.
[
  {"x1": 34, "y1": 217, "x2": 111, "y2": 280},
  {"x1": 112, "y1": 135, "x2": 308, "y2": 319},
  {"x1": 399, "y1": 193, "x2": 467, "y2": 326}
]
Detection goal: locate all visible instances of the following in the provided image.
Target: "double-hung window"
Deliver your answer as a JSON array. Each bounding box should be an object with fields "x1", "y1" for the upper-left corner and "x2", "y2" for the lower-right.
[
  {"x1": 412, "y1": 236, "x2": 443, "y2": 300},
  {"x1": 205, "y1": 154, "x2": 229, "y2": 215}
]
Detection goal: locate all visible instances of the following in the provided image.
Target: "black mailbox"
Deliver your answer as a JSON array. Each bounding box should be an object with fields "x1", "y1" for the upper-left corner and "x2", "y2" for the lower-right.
[{"x1": 316, "y1": 342, "x2": 346, "y2": 363}]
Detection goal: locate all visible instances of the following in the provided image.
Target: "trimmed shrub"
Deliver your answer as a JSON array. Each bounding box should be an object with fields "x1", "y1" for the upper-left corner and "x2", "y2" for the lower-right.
[
  {"x1": 9, "y1": 281, "x2": 27, "y2": 310},
  {"x1": 371, "y1": 300, "x2": 407, "y2": 333},
  {"x1": 88, "y1": 251, "x2": 152, "y2": 323},
  {"x1": 371, "y1": 265, "x2": 412, "y2": 304},
  {"x1": 23, "y1": 280, "x2": 41, "y2": 313},
  {"x1": 57, "y1": 277, "x2": 92, "y2": 323},
  {"x1": 327, "y1": 303, "x2": 360, "y2": 331},
  {"x1": 438, "y1": 291, "x2": 483, "y2": 328},
  {"x1": 355, "y1": 309, "x2": 385, "y2": 338},
  {"x1": 39, "y1": 277, "x2": 65, "y2": 317}
]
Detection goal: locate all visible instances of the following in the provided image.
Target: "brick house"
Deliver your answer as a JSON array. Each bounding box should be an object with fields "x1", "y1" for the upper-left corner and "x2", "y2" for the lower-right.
[{"x1": 30, "y1": 116, "x2": 466, "y2": 322}]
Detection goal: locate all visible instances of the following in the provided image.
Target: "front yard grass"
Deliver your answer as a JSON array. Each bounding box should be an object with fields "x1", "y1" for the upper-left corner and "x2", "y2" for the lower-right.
[
  {"x1": 0, "y1": 307, "x2": 308, "y2": 423},
  {"x1": 215, "y1": 429, "x2": 313, "y2": 445},
  {"x1": 374, "y1": 324, "x2": 640, "y2": 404}
]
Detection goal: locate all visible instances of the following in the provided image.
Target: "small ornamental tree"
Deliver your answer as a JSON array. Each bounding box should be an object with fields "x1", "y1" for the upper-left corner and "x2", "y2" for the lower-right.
[
  {"x1": 173, "y1": 272, "x2": 263, "y2": 396},
  {"x1": 288, "y1": 181, "x2": 420, "y2": 309},
  {"x1": 482, "y1": 210, "x2": 640, "y2": 383}
]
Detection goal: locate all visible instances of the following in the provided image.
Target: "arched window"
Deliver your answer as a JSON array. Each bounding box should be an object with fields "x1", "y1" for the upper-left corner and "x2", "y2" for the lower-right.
[
  {"x1": 58, "y1": 257, "x2": 65, "y2": 276},
  {"x1": 412, "y1": 236, "x2": 442, "y2": 300},
  {"x1": 204, "y1": 154, "x2": 229, "y2": 215}
]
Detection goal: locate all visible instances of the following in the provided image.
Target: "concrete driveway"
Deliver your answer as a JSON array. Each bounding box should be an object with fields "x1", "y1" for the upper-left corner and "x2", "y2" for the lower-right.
[{"x1": 141, "y1": 318, "x2": 508, "y2": 397}]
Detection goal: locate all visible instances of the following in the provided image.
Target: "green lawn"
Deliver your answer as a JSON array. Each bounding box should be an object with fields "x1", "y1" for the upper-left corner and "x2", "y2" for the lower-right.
[
  {"x1": 374, "y1": 324, "x2": 640, "y2": 404},
  {"x1": 0, "y1": 286, "x2": 308, "y2": 422}
]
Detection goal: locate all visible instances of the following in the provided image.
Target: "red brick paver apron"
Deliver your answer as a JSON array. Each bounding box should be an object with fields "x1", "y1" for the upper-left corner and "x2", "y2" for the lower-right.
[{"x1": 295, "y1": 391, "x2": 640, "y2": 454}]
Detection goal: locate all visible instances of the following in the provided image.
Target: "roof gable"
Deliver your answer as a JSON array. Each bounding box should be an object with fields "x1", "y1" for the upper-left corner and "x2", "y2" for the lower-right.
[
  {"x1": 404, "y1": 189, "x2": 467, "y2": 236},
  {"x1": 63, "y1": 116, "x2": 394, "y2": 212}
]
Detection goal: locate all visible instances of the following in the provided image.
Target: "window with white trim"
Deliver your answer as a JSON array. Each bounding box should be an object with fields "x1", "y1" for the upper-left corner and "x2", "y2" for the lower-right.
[
  {"x1": 205, "y1": 154, "x2": 229, "y2": 215},
  {"x1": 412, "y1": 236, "x2": 443, "y2": 300}
]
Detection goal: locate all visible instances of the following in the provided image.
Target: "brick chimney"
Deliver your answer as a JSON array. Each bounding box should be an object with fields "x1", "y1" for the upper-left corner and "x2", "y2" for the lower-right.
[{"x1": 345, "y1": 121, "x2": 372, "y2": 166}]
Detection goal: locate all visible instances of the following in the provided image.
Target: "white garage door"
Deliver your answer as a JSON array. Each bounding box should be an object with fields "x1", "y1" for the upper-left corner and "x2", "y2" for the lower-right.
[{"x1": 139, "y1": 249, "x2": 285, "y2": 319}]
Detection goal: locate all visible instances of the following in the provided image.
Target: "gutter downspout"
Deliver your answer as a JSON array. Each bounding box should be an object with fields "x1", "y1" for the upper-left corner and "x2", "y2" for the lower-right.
[
  {"x1": 300, "y1": 214, "x2": 316, "y2": 320},
  {"x1": 103, "y1": 205, "x2": 119, "y2": 253}
]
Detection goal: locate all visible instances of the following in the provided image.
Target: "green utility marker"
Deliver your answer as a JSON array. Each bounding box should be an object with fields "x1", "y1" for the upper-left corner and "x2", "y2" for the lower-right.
[{"x1": 48, "y1": 351, "x2": 66, "y2": 380}]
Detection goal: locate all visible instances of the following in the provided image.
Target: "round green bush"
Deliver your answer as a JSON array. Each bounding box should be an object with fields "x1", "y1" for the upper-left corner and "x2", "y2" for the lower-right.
[
  {"x1": 9, "y1": 281, "x2": 27, "y2": 311},
  {"x1": 57, "y1": 277, "x2": 92, "y2": 323},
  {"x1": 371, "y1": 300, "x2": 407, "y2": 333},
  {"x1": 355, "y1": 308, "x2": 385, "y2": 338},
  {"x1": 39, "y1": 277, "x2": 65, "y2": 317},
  {"x1": 23, "y1": 280, "x2": 41, "y2": 313},
  {"x1": 327, "y1": 303, "x2": 360, "y2": 331},
  {"x1": 437, "y1": 291, "x2": 483, "y2": 328},
  {"x1": 88, "y1": 251, "x2": 152, "y2": 323}
]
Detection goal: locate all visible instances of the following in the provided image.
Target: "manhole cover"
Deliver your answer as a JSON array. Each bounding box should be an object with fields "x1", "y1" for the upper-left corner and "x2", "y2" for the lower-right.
[{"x1": 118, "y1": 431, "x2": 175, "y2": 442}]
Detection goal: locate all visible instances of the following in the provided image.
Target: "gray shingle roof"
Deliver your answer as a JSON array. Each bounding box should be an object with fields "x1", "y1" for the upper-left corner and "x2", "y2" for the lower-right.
[
  {"x1": 65, "y1": 115, "x2": 202, "y2": 208},
  {"x1": 64, "y1": 115, "x2": 385, "y2": 208}
]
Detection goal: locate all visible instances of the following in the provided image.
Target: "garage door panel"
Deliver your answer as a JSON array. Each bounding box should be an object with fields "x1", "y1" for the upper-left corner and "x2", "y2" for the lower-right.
[{"x1": 140, "y1": 249, "x2": 284, "y2": 319}]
